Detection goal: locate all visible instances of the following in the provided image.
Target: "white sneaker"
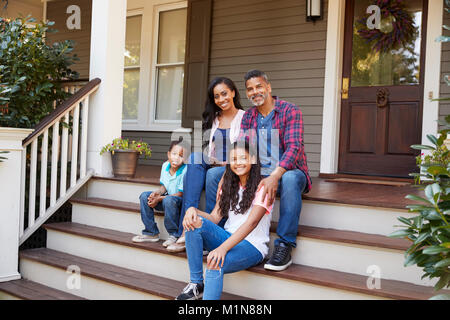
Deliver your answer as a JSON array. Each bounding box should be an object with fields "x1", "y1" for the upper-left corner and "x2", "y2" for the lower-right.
[
  {"x1": 176, "y1": 236, "x2": 185, "y2": 244},
  {"x1": 167, "y1": 241, "x2": 185, "y2": 253},
  {"x1": 132, "y1": 234, "x2": 159, "y2": 243},
  {"x1": 162, "y1": 235, "x2": 178, "y2": 247}
]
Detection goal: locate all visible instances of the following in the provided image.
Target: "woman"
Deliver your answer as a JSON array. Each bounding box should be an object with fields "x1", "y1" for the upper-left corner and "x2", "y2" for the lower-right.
[
  {"x1": 166, "y1": 77, "x2": 245, "y2": 252},
  {"x1": 176, "y1": 141, "x2": 272, "y2": 300}
]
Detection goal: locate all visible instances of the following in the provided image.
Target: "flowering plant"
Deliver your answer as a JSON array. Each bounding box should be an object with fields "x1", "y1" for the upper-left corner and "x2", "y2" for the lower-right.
[{"x1": 100, "y1": 137, "x2": 152, "y2": 159}]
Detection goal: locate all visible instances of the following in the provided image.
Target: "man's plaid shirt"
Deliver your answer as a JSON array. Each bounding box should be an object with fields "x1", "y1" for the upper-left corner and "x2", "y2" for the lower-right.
[{"x1": 239, "y1": 97, "x2": 312, "y2": 193}]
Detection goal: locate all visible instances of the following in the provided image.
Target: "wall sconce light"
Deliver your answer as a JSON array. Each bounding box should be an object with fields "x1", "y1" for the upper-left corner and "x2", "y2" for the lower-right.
[{"x1": 306, "y1": 0, "x2": 323, "y2": 22}]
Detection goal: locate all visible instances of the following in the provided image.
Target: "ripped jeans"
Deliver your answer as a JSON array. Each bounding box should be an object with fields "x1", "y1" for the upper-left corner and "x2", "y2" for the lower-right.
[{"x1": 185, "y1": 218, "x2": 263, "y2": 300}]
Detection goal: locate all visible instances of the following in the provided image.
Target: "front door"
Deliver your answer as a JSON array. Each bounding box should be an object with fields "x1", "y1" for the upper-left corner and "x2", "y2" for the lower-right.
[{"x1": 338, "y1": 0, "x2": 427, "y2": 177}]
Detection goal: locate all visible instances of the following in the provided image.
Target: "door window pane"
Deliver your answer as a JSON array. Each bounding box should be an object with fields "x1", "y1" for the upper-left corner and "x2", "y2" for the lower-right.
[
  {"x1": 351, "y1": 0, "x2": 423, "y2": 87},
  {"x1": 155, "y1": 66, "x2": 184, "y2": 121},
  {"x1": 157, "y1": 9, "x2": 187, "y2": 64}
]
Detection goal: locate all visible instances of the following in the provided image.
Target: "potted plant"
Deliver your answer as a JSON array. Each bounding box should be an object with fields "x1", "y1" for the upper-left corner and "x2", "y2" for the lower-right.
[{"x1": 100, "y1": 138, "x2": 152, "y2": 178}]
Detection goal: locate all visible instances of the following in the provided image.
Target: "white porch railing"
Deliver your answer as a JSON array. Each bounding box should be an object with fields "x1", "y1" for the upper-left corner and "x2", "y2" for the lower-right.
[{"x1": 19, "y1": 78, "x2": 101, "y2": 245}]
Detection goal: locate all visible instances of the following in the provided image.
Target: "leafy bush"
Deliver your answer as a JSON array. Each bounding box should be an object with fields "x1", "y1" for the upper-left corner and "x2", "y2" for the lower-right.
[
  {"x1": 390, "y1": 116, "x2": 450, "y2": 299},
  {"x1": 0, "y1": 16, "x2": 79, "y2": 128}
]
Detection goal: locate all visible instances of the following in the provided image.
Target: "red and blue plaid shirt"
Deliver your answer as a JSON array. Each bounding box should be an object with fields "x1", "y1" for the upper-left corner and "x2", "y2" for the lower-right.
[{"x1": 239, "y1": 97, "x2": 312, "y2": 193}]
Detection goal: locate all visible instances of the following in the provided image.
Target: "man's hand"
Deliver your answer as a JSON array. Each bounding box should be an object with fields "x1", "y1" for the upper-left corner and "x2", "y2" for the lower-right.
[
  {"x1": 258, "y1": 175, "x2": 279, "y2": 206},
  {"x1": 258, "y1": 167, "x2": 286, "y2": 206}
]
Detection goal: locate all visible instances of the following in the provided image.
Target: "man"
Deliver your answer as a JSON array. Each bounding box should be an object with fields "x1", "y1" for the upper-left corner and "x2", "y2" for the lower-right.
[{"x1": 239, "y1": 70, "x2": 311, "y2": 271}]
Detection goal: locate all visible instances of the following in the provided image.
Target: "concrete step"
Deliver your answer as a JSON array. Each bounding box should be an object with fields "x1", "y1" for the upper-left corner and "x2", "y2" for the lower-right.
[{"x1": 43, "y1": 222, "x2": 447, "y2": 300}]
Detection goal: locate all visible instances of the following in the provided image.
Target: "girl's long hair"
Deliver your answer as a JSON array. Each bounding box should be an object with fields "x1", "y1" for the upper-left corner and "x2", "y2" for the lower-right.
[
  {"x1": 202, "y1": 77, "x2": 243, "y2": 131},
  {"x1": 219, "y1": 141, "x2": 261, "y2": 219}
]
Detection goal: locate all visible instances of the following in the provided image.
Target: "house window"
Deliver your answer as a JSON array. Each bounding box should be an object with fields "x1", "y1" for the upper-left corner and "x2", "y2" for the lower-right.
[
  {"x1": 152, "y1": 5, "x2": 187, "y2": 124},
  {"x1": 123, "y1": 14, "x2": 142, "y2": 121}
]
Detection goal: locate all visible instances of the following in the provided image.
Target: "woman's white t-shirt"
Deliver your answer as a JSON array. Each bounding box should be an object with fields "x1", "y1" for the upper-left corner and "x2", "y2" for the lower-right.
[{"x1": 223, "y1": 186, "x2": 273, "y2": 258}]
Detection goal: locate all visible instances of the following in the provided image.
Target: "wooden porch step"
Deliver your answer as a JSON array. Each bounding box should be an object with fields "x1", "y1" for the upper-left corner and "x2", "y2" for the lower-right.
[
  {"x1": 91, "y1": 166, "x2": 421, "y2": 210},
  {"x1": 43, "y1": 222, "x2": 446, "y2": 300},
  {"x1": 20, "y1": 248, "x2": 249, "y2": 301},
  {"x1": 71, "y1": 197, "x2": 411, "y2": 251},
  {"x1": 0, "y1": 279, "x2": 86, "y2": 300}
]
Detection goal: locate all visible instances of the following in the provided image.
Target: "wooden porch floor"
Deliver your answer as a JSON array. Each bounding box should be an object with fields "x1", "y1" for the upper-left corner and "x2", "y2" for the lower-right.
[{"x1": 97, "y1": 165, "x2": 424, "y2": 211}]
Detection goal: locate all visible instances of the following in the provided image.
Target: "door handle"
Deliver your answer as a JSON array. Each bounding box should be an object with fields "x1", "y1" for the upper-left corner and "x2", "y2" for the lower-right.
[
  {"x1": 342, "y1": 77, "x2": 349, "y2": 99},
  {"x1": 376, "y1": 88, "x2": 389, "y2": 108}
]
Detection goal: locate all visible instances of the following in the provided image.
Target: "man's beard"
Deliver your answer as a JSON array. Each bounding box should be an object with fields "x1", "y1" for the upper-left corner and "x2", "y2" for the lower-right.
[{"x1": 248, "y1": 93, "x2": 267, "y2": 107}]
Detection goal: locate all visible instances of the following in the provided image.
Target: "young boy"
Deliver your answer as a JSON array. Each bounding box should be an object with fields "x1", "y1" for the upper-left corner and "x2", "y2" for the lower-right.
[{"x1": 132, "y1": 140, "x2": 187, "y2": 248}]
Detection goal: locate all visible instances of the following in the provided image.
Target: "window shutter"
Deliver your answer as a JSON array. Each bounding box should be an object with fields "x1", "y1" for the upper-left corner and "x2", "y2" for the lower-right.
[{"x1": 181, "y1": 0, "x2": 213, "y2": 128}]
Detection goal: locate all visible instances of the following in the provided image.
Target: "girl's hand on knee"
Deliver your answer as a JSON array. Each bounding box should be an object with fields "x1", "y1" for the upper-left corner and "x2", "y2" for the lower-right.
[
  {"x1": 207, "y1": 247, "x2": 227, "y2": 270},
  {"x1": 183, "y1": 207, "x2": 199, "y2": 231}
]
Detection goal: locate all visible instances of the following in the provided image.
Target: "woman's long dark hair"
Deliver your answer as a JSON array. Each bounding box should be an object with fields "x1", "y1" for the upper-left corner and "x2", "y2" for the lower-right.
[
  {"x1": 219, "y1": 141, "x2": 261, "y2": 219},
  {"x1": 202, "y1": 77, "x2": 243, "y2": 131}
]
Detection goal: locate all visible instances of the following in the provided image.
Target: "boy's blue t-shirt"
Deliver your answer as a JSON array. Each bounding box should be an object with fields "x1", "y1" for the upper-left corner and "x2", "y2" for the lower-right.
[{"x1": 159, "y1": 161, "x2": 187, "y2": 195}]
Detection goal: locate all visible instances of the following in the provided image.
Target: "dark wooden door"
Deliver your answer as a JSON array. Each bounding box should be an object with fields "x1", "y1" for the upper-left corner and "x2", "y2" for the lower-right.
[{"x1": 338, "y1": 0, "x2": 427, "y2": 177}]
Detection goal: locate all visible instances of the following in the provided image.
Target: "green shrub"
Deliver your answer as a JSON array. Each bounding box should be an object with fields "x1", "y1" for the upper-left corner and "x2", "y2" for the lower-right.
[
  {"x1": 0, "y1": 16, "x2": 79, "y2": 128},
  {"x1": 390, "y1": 116, "x2": 450, "y2": 299}
]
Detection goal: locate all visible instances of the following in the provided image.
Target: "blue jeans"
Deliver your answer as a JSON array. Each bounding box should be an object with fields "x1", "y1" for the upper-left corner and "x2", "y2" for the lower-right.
[
  {"x1": 177, "y1": 152, "x2": 226, "y2": 237},
  {"x1": 139, "y1": 191, "x2": 182, "y2": 237},
  {"x1": 273, "y1": 169, "x2": 307, "y2": 248},
  {"x1": 185, "y1": 218, "x2": 263, "y2": 300}
]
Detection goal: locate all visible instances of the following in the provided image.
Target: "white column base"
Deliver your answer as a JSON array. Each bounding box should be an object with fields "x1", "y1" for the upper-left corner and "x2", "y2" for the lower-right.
[
  {"x1": 0, "y1": 273, "x2": 21, "y2": 283},
  {"x1": 0, "y1": 127, "x2": 34, "y2": 282}
]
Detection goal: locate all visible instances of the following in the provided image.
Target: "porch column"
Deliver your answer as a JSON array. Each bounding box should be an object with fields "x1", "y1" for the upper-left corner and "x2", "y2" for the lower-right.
[
  {"x1": 88, "y1": 0, "x2": 127, "y2": 177},
  {"x1": 0, "y1": 128, "x2": 33, "y2": 282}
]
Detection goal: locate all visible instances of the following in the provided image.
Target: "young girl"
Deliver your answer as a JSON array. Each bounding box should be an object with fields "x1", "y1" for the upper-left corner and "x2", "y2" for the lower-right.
[
  {"x1": 167, "y1": 77, "x2": 245, "y2": 253},
  {"x1": 176, "y1": 141, "x2": 273, "y2": 300}
]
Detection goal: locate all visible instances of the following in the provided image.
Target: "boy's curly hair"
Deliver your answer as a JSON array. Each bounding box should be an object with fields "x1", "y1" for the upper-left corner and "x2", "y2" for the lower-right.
[{"x1": 219, "y1": 141, "x2": 261, "y2": 218}]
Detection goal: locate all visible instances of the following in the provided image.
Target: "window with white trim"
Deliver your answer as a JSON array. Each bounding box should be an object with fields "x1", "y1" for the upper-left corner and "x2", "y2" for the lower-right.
[{"x1": 122, "y1": 2, "x2": 187, "y2": 131}]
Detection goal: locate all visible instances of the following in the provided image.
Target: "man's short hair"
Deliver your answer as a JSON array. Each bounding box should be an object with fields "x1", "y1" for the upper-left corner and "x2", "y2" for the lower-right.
[{"x1": 244, "y1": 69, "x2": 269, "y2": 85}]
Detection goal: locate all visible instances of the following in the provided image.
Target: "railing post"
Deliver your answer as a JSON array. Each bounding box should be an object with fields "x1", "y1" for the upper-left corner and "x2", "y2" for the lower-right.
[{"x1": 0, "y1": 127, "x2": 33, "y2": 282}]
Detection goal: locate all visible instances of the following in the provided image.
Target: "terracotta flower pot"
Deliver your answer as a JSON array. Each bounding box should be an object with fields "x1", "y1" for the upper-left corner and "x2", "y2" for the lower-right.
[{"x1": 111, "y1": 150, "x2": 139, "y2": 178}]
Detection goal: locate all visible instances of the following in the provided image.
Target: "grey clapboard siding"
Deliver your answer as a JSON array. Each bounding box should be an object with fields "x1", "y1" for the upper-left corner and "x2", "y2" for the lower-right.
[
  {"x1": 440, "y1": 13, "x2": 450, "y2": 128},
  {"x1": 46, "y1": 0, "x2": 92, "y2": 79},
  {"x1": 208, "y1": 0, "x2": 328, "y2": 177}
]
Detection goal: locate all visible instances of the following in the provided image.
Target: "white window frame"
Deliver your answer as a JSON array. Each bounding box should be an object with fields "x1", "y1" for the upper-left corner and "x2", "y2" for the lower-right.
[{"x1": 148, "y1": 1, "x2": 188, "y2": 132}]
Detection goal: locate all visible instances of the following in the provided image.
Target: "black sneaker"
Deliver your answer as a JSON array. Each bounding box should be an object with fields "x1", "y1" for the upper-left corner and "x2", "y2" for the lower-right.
[
  {"x1": 175, "y1": 282, "x2": 204, "y2": 300},
  {"x1": 264, "y1": 242, "x2": 293, "y2": 271}
]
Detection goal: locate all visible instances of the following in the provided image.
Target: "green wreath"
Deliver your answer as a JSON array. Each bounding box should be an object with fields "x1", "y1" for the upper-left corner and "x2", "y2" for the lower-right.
[{"x1": 357, "y1": 0, "x2": 416, "y2": 53}]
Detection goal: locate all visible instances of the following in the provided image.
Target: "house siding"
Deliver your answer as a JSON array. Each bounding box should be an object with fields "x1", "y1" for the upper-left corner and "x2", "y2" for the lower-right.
[
  {"x1": 440, "y1": 13, "x2": 450, "y2": 128},
  {"x1": 208, "y1": 0, "x2": 328, "y2": 177},
  {"x1": 125, "y1": 0, "x2": 327, "y2": 175},
  {"x1": 46, "y1": 0, "x2": 92, "y2": 80}
]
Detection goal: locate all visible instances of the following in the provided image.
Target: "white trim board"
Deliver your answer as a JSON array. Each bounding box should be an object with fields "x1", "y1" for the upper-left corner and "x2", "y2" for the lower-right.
[{"x1": 320, "y1": 0, "x2": 444, "y2": 174}]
